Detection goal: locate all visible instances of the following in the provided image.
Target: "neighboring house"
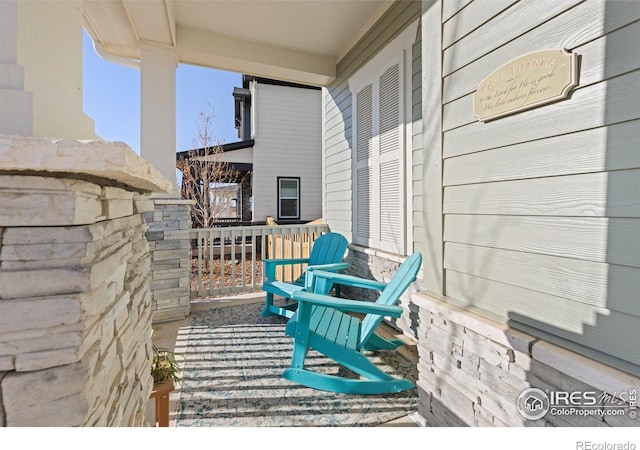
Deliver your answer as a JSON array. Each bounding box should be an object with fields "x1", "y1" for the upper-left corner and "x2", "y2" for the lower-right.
[
  {"x1": 3, "y1": 0, "x2": 639, "y2": 428},
  {"x1": 176, "y1": 75, "x2": 323, "y2": 224},
  {"x1": 176, "y1": 140, "x2": 254, "y2": 224}
]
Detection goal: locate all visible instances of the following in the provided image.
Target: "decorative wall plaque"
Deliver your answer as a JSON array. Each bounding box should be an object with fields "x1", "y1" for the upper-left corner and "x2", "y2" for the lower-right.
[{"x1": 473, "y1": 49, "x2": 578, "y2": 122}]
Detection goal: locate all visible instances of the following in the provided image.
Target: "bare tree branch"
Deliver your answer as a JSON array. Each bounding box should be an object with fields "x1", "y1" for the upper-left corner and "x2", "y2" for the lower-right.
[{"x1": 178, "y1": 102, "x2": 247, "y2": 228}]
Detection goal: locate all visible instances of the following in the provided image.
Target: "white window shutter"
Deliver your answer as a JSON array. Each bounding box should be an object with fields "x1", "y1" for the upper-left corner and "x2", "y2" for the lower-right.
[
  {"x1": 378, "y1": 63, "x2": 404, "y2": 253},
  {"x1": 356, "y1": 167, "x2": 372, "y2": 240},
  {"x1": 379, "y1": 159, "x2": 401, "y2": 251},
  {"x1": 356, "y1": 84, "x2": 373, "y2": 162},
  {"x1": 350, "y1": 50, "x2": 408, "y2": 254},
  {"x1": 379, "y1": 64, "x2": 400, "y2": 156},
  {"x1": 355, "y1": 83, "x2": 374, "y2": 242}
]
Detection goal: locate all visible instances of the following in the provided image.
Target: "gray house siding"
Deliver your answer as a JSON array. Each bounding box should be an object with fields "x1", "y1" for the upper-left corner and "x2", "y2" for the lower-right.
[
  {"x1": 324, "y1": 1, "x2": 422, "y2": 337},
  {"x1": 324, "y1": 0, "x2": 422, "y2": 240},
  {"x1": 438, "y1": 0, "x2": 640, "y2": 373},
  {"x1": 321, "y1": 0, "x2": 639, "y2": 427},
  {"x1": 411, "y1": 24, "x2": 424, "y2": 271},
  {"x1": 415, "y1": 1, "x2": 640, "y2": 427}
]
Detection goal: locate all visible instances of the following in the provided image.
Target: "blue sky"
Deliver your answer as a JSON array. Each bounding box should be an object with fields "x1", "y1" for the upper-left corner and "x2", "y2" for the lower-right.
[{"x1": 82, "y1": 29, "x2": 242, "y2": 155}]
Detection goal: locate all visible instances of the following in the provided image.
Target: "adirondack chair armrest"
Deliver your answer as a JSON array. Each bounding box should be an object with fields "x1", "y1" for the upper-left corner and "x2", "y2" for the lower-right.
[
  {"x1": 305, "y1": 269, "x2": 388, "y2": 292},
  {"x1": 291, "y1": 291, "x2": 403, "y2": 318},
  {"x1": 263, "y1": 257, "x2": 310, "y2": 280},
  {"x1": 264, "y1": 257, "x2": 310, "y2": 266},
  {"x1": 306, "y1": 262, "x2": 349, "y2": 272},
  {"x1": 304, "y1": 262, "x2": 349, "y2": 289}
]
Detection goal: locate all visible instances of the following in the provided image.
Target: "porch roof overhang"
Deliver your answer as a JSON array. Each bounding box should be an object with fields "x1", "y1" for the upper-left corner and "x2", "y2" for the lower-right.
[
  {"x1": 82, "y1": 0, "x2": 393, "y2": 87},
  {"x1": 176, "y1": 139, "x2": 254, "y2": 167}
]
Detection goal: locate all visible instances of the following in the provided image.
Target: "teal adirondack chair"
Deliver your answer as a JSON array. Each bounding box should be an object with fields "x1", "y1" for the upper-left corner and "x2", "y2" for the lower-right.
[
  {"x1": 261, "y1": 232, "x2": 349, "y2": 318},
  {"x1": 283, "y1": 252, "x2": 422, "y2": 395}
]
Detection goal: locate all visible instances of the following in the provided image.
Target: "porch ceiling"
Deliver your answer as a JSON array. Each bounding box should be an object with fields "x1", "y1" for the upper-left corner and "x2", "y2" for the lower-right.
[{"x1": 83, "y1": 0, "x2": 393, "y2": 86}]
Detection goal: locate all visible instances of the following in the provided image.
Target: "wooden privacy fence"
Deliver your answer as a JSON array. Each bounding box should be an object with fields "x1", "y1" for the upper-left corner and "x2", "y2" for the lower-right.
[
  {"x1": 265, "y1": 217, "x2": 324, "y2": 282},
  {"x1": 190, "y1": 221, "x2": 329, "y2": 299}
]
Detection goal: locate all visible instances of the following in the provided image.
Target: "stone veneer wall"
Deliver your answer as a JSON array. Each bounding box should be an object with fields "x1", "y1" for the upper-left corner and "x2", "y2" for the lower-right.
[
  {"x1": 413, "y1": 292, "x2": 640, "y2": 427},
  {"x1": 343, "y1": 246, "x2": 421, "y2": 340},
  {"x1": 144, "y1": 199, "x2": 192, "y2": 324},
  {"x1": 0, "y1": 135, "x2": 173, "y2": 427}
]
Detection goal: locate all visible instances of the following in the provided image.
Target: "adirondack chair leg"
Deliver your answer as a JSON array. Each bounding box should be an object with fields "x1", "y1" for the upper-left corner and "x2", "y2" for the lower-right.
[
  {"x1": 361, "y1": 332, "x2": 404, "y2": 351},
  {"x1": 261, "y1": 292, "x2": 276, "y2": 317},
  {"x1": 289, "y1": 339, "x2": 310, "y2": 370},
  {"x1": 282, "y1": 368, "x2": 414, "y2": 395},
  {"x1": 261, "y1": 292, "x2": 297, "y2": 318},
  {"x1": 324, "y1": 347, "x2": 395, "y2": 383},
  {"x1": 289, "y1": 302, "x2": 312, "y2": 370},
  {"x1": 311, "y1": 277, "x2": 335, "y2": 296}
]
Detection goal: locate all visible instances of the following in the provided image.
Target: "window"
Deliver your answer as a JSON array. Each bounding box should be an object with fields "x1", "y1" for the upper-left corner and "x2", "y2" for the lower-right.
[
  {"x1": 348, "y1": 22, "x2": 416, "y2": 255},
  {"x1": 278, "y1": 177, "x2": 300, "y2": 220}
]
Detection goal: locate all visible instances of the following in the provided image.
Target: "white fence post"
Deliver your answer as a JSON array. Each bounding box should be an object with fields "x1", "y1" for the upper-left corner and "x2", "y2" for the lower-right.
[{"x1": 189, "y1": 223, "x2": 330, "y2": 299}]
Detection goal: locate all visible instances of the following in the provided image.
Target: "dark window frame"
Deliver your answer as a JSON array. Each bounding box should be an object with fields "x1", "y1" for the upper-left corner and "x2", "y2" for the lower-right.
[{"x1": 277, "y1": 176, "x2": 301, "y2": 220}]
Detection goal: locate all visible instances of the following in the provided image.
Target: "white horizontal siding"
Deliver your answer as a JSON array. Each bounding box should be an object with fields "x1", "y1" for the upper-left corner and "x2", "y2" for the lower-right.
[
  {"x1": 444, "y1": 170, "x2": 640, "y2": 217},
  {"x1": 253, "y1": 83, "x2": 322, "y2": 222},
  {"x1": 445, "y1": 242, "x2": 640, "y2": 316},
  {"x1": 443, "y1": 0, "x2": 640, "y2": 104},
  {"x1": 442, "y1": 0, "x2": 517, "y2": 49},
  {"x1": 442, "y1": 0, "x2": 473, "y2": 22},
  {"x1": 443, "y1": 0, "x2": 583, "y2": 77},
  {"x1": 444, "y1": 69, "x2": 640, "y2": 158},
  {"x1": 444, "y1": 120, "x2": 640, "y2": 186},
  {"x1": 445, "y1": 215, "x2": 640, "y2": 267},
  {"x1": 444, "y1": 20, "x2": 640, "y2": 131},
  {"x1": 439, "y1": 0, "x2": 640, "y2": 370},
  {"x1": 445, "y1": 270, "x2": 640, "y2": 367}
]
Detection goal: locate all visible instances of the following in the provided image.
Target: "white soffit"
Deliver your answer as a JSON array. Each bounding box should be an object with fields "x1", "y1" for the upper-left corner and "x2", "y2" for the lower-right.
[
  {"x1": 83, "y1": 0, "x2": 139, "y2": 59},
  {"x1": 83, "y1": 0, "x2": 392, "y2": 86}
]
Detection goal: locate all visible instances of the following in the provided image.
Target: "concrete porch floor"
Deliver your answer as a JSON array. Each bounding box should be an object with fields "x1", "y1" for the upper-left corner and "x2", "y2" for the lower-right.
[{"x1": 149, "y1": 292, "x2": 420, "y2": 427}]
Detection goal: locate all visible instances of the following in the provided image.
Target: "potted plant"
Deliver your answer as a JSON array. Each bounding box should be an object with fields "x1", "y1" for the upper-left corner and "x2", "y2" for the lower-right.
[
  {"x1": 151, "y1": 344, "x2": 184, "y2": 386},
  {"x1": 150, "y1": 345, "x2": 185, "y2": 427}
]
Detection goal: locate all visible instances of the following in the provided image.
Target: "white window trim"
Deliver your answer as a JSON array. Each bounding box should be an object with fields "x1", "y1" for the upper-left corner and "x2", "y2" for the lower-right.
[
  {"x1": 348, "y1": 21, "x2": 418, "y2": 92},
  {"x1": 250, "y1": 80, "x2": 257, "y2": 139},
  {"x1": 348, "y1": 20, "x2": 417, "y2": 256},
  {"x1": 278, "y1": 176, "x2": 300, "y2": 220}
]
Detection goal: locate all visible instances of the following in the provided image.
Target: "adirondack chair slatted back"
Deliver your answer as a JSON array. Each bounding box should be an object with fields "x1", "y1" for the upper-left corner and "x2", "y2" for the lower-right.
[
  {"x1": 358, "y1": 253, "x2": 422, "y2": 350},
  {"x1": 262, "y1": 231, "x2": 349, "y2": 318},
  {"x1": 308, "y1": 233, "x2": 349, "y2": 265},
  {"x1": 295, "y1": 232, "x2": 348, "y2": 284}
]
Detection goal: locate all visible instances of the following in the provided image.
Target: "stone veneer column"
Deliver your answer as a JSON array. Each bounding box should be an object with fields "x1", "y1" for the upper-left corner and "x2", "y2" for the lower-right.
[
  {"x1": 144, "y1": 198, "x2": 193, "y2": 323},
  {"x1": 412, "y1": 292, "x2": 640, "y2": 427},
  {"x1": 0, "y1": 134, "x2": 173, "y2": 426}
]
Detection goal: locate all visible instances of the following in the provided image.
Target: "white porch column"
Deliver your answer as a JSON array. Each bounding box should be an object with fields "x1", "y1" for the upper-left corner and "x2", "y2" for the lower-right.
[
  {"x1": 139, "y1": 44, "x2": 191, "y2": 322},
  {"x1": 0, "y1": 0, "x2": 33, "y2": 136},
  {"x1": 140, "y1": 43, "x2": 177, "y2": 192},
  {"x1": 421, "y1": 0, "x2": 444, "y2": 295}
]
